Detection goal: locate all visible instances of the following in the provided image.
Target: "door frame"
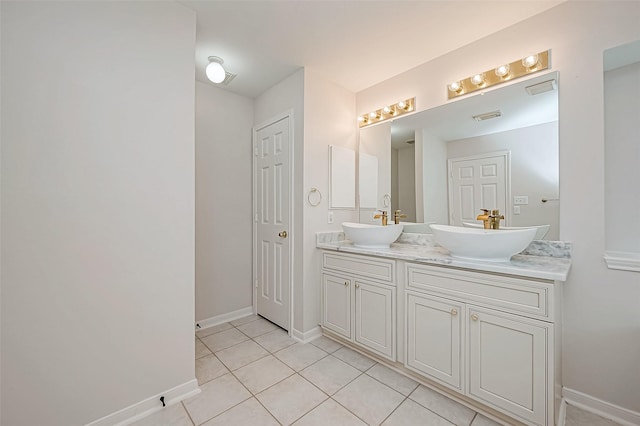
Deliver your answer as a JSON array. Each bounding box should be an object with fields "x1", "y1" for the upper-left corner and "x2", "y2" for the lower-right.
[
  {"x1": 252, "y1": 110, "x2": 295, "y2": 334},
  {"x1": 447, "y1": 150, "x2": 511, "y2": 226}
]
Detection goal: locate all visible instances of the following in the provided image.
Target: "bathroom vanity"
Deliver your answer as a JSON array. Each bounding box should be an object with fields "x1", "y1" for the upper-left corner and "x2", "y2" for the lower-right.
[{"x1": 317, "y1": 232, "x2": 571, "y2": 426}]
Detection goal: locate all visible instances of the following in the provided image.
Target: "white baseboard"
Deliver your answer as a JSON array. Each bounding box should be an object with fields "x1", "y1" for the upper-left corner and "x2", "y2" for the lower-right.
[
  {"x1": 557, "y1": 398, "x2": 567, "y2": 426},
  {"x1": 86, "y1": 379, "x2": 200, "y2": 426},
  {"x1": 563, "y1": 387, "x2": 640, "y2": 426},
  {"x1": 195, "y1": 306, "x2": 254, "y2": 330},
  {"x1": 291, "y1": 325, "x2": 322, "y2": 343}
]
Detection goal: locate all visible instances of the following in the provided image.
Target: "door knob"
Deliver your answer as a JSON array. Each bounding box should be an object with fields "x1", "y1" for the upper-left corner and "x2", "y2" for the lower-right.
[{"x1": 278, "y1": 230, "x2": 288, "y2": 238}]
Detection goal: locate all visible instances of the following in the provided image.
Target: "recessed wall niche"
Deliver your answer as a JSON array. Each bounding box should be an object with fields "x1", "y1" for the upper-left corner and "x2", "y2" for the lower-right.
[{"x1": 603, "y1": 40, "x2": 640, "y2": 272}]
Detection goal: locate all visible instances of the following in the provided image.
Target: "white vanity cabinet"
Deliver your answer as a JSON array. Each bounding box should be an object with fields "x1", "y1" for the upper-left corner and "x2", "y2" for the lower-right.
[
  {"x1": 405, "y1": 263, "x2": 558, "y2": 426},
  {"x1": 321, "y1": 252, "x2": 396, "y2": 360}
]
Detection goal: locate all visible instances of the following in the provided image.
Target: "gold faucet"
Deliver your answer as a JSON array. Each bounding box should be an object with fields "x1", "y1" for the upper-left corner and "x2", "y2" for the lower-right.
[
  {"x1": 477, "y1": 208, "x2": 505, "y2": 229},
  {"x1": 477, "y1": 209, "x2": 492, "y2": 229},
  {"x1": 393, "y1": 209, "x2": 407, "y2": 224},
  {"x1": 373, "y1": 210, "x2": 388, "y2": 226},
  {"x1": 491, "y1": 209, "x2": 505, "y2": 229}
]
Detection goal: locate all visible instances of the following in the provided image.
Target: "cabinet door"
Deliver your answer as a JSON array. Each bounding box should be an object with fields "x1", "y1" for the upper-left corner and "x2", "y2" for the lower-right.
[
  {"x1": 354, "y1": 280, "x2": 395, "y2": 360},
  {"x1": 406, "y1": 292, "x2": 464, "y2": 390},
  {"x1": 468, "y1": 306, "x2": 549, "y2": 426},
  {"x1": 322, "y1": 274, "x2": 351, "y2": 339}
]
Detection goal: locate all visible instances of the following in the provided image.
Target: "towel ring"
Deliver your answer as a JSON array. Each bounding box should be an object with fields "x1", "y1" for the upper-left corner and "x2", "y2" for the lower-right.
[{"x1": 308, "y1": 187, "x2": 322, "y2": 207}]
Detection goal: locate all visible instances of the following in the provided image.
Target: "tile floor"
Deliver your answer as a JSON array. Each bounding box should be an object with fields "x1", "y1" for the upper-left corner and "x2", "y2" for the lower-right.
[{"x1": 132, "y1": 314, "x2": 622, "y2": 426}]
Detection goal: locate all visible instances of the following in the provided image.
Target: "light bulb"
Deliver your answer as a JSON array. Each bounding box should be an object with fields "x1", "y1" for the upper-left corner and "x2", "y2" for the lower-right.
[
  {"x1": 448, "y1": 81, "x2": 463, "y2": 93},
  {"x1": 369, "y1": 111, "x2": 379, "y2": 119},
  {"x1": 495, "y1": 64, "x2": 510, "y2": 77},
  {"x1": 383, "y1": 106, "x2": 392, "y2": 114},
  {"x1": 397, "y1": 101, "x2": 406, "y2": 109},
  {"x1": 206, "y1": 58, "x2": 226, "y2": 83},
  {"x1": 471, "y1": 73, "x2": 485, "y2": 86},
  {"x1": 357, "y1": 116, "x2": 365, "y2": 123},
  {"x1": 522, "y1": 54, "x2": 539, "y2": 69}
]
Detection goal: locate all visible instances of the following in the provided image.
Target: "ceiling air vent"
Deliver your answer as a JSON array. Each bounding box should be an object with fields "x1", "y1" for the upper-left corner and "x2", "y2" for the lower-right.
[
  {"x1": 525, "y1": 79, "x2": 557, "y2": 96},
  {"x1": 220, "y1": 72, "x2": 237, "y2": 85},
  {"x1": 472, "y1": 110, "x2": 502, "y2": 122}
]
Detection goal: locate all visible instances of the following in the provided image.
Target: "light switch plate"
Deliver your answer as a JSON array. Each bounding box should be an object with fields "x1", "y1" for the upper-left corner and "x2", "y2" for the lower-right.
[
  {"x1": 328, "y1": 211, "x2": 334, "y2": 224},
  {"x1": 513, "y1": 205, "x2": 521, "y2": 215}
]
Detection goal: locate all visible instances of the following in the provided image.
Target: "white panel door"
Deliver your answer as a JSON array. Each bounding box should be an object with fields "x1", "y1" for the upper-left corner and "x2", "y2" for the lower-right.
[
  {"x1": 354, "y1": 280, "x2": 395, "y2": 360},
  {"x1": 321, "y1": 274, "x2": 351, "y2": 339},
  {"x1": 448, "y1": 152, "x2": 509, "y2": 226},
  {"x1": 406, "y1": 292, "x2": 463, "y2": 390},
  {"x1": 255, "y1": 116, "x2": 290, "y2": 330},
  {"x1": 468, "y1": 306, "x2": 549, "y2": 425}
]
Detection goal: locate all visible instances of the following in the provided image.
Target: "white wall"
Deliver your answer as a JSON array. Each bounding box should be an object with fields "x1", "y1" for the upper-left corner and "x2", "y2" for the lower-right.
[
  {"x1": 447, "y1": 122, "x2": 559, "y2": 239},
  {"x1": 195, "y1": 81, "x2": 254, "y2": 322},
  {"x1": 604, "y1": 62, "x2": 640, "y2": 253},
  {"x1": 302, "y1": 69, "x2": 358, "y2": 333},
  {"x1": 356, "y1": 1, "x2": 640, "y2": 414},
  {"x1": 1, "y1": 2, "x2": 196, "y2": 425}
]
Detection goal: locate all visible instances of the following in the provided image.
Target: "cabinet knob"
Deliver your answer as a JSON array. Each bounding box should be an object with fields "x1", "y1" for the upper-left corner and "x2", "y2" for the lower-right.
[
  {"x1": 344, "y1": 281, "x2": 349, "y2": 287},
  {"x1": 471, "y1": 314, "x2": 479, "y2": 321},
  {"x1": 451, "y1": 309, "x2": 458, "y2": 316},
  {"x1": 355, "y1": 283, "x2": 360, "y2": 289}
]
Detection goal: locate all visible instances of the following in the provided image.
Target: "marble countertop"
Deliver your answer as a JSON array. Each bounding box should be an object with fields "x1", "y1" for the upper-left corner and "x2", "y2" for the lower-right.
[{"x1": 317, "y1": 232, "x2": 571, "y2": 282}]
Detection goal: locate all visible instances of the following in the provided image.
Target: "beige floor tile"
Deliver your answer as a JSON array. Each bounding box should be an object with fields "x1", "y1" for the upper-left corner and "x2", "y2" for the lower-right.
[
  {"x1": 257, "y1": 374, "x2": 328, "y2": 425},
  {"x1": 565, "y1": 405, "x2": 623, "y2": 426},
  {"x1": 200, "y1": 328, "x2": 249, "y2": 352},
  {"x1": 195, "y1": 354, "x2": 229, "y2": 385},
  {"x1": 230, "y1": 314, "x2": 260, "y2": 326},
  {"x1": 409, "y1": 385, "x2": 475, "y2": 426},
  {"x1": 382, "y1": 398, "x2": 455, "y2": 426},
  {"x1": 294, "y1": 398, "x2": 366, "y2": 426},
  {"x1": 332, "y1": 346, "x2": 376, "y2": 371},
  {"x1": 274, "y1": 343, "x2": 328, "y2": 371},
  {"x1": 333, "y1": 374, "x2": 405, "y2": 425},
  {"x1": 366, "y1": 363, "x2": 419, "y2": 396},
  {"x1": 215, "y1": 339, "x2": 269, "y2": 370},
  {"x1": 235, "y1": 317, "x2": 280, "y2": 338},
  {"x1": 234, "y1": 355, "x2": 294, "y2": 394},
  {"x1": 299, "y1": 355, "x2": 361, "y2": 395},
  {"x1": 310, "y1": 335, "x2": 343, "y2": 353},
  {"x1": 183, "y1": 373, "x2": 251, "y2": 425},
  {"x1": 196, "y1": 322, "x2": 233, "y2": 338},
  {"x1": 130, "y1": 403, "x2": 192, "y2": 426},
  {"x1": 470, "y1": 414, "x2": 503, "y2": 426},
  {"x1": 201, "y1": 397, "x2": 279, "y2": 426},
  {"x1": 195, "y1": 339, "x2": 212, "y2": 359},
  {"x1": 254, "y1": 328, "x2": 297, "y2": 353}
]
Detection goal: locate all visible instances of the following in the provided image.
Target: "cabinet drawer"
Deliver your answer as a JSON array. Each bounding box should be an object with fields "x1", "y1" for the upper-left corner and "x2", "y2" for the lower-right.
[
  {"x1": 406, "y1": 263, "x2": 553, "y2": 320},
  {"x1": 323, "y1": 252, "x2": 395, "y2": 284}
]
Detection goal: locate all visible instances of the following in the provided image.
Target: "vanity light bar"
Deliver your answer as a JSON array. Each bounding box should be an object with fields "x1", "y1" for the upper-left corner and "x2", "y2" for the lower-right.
[
  {"x1": 358, "y1": 97, "x2": 415, "y2": 128},
  {"x1": 447, "y1": 50, "x2": 550, "y2": 100}
]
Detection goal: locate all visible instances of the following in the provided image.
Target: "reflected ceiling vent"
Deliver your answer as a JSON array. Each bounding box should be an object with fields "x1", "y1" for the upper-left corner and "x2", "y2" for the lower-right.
[
  {"x1": 472, "y1": 110, "x2": 502, "y2": 122},
  {"x1": 525, "y1": 79, "x2": 557, "y2": 96},
  {"x1": 406, "y1": 140, "x2": 415, "y2": 145}
]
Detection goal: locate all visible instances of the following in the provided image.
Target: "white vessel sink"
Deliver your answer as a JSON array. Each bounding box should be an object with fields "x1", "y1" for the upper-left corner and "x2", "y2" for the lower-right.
[
  {"x1": 342, "y1": 222, "x2": 403, "y2": 248},
  {"x1": 462, "y1": 222, "x2": 550, "y2": 240},
  {"x1": 430, "y1": 224, "x2": 536, "y2": 262}
]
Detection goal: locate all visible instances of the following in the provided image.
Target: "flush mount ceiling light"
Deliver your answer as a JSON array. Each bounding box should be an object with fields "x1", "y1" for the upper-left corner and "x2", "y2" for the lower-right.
[
  {"x1": 358, "y1": 97, "x2": 415, "y2": 128},
  {"x1": 447, "y1": 50, "x2": 550, "y2": 100},
  {"x1": 206, "y1": 56, "x2": 226, "y2": 83}
]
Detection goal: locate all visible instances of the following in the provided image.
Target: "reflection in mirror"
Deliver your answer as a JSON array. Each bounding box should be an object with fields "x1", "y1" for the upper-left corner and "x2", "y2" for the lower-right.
[
  {"x1": 359, "y1": 72, "x2": 559, "y2": 239},
  {"x1": 603, "y1": 41, "x2": 640, "y2": 269}
]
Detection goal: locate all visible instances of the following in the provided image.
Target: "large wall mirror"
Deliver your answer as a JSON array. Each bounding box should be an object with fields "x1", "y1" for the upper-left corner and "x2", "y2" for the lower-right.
[{"x1": 359, "y1": 71, "x2": 559, "y2": 239}]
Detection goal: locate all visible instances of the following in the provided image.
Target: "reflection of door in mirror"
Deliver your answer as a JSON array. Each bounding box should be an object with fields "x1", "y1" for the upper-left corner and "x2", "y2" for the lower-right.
[
  {"x1": 359, "y1": 122, "x2": 391, "y2": 224},
  {"x1": 391, "y1": 144, "x2": 416, "y2": 222},
  {"x1": 448, "y1": 152, "x2": 509, "y2": 227}
]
